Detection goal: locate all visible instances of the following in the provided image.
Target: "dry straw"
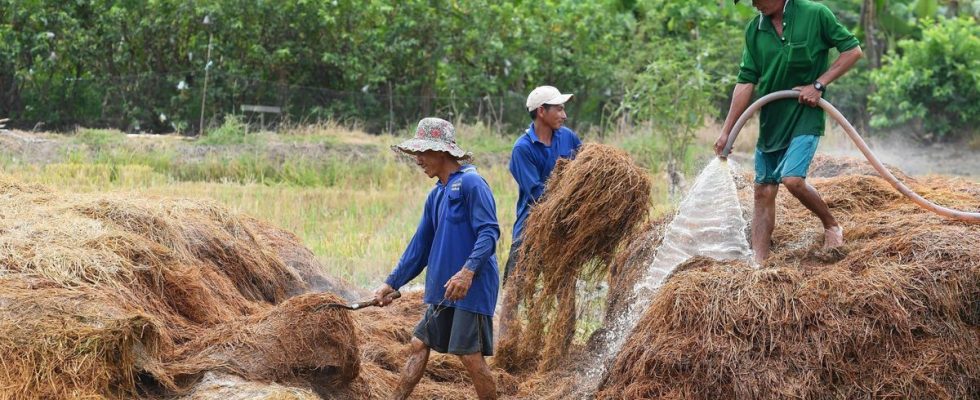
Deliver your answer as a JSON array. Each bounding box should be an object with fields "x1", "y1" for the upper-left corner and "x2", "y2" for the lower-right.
[
  {"x1": 496, "y1": 143, "x2": 651, "y2": 373},
  {"x1": 337, "y1": 291, "x2": 519, "y2": 400},
  {"x1": 0, "y1": 175, "x2": 520, "y2": 399},
  {"x1": 6, "y1": 151, "x2": 974, "y2": 399},
  {"x1": 591, "y1": 156, "x2": 980, "y2": 398},
  {"x1": 0, "y1": 176, "x2": 363, "y2": 398}
]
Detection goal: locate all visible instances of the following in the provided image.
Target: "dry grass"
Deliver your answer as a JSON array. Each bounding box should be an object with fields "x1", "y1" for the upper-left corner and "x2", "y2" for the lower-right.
[
  {"x1": 334, "y1": 291, "x2": 520, "y2": 400},
  {"x1": 0, "y1": 173, "x2": 525, "y2": 399},
  {"x1": 0, "y1": 176, "x2": 365, "y2": 398},
  {"x1": 496, "y1": 144, "x2": 651, "y2": 373},
  {"x1": 588, "y1": 157, "x2": 980, "y2": 399}
]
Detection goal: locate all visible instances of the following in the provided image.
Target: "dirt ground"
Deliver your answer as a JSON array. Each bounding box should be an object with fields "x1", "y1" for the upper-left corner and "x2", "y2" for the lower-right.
[{"x1": 822, "y1": 132, "x2": 980, "y2": 179}]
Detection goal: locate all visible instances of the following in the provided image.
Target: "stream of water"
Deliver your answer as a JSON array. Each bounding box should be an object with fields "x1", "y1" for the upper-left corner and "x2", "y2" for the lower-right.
[{"x1": 580, "y1": 158, "x2": 754, "y2": 397}]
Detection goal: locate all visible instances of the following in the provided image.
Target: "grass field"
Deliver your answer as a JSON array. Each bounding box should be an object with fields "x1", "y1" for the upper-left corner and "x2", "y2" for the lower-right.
[{"x1": 0, "y1": 120, "x2": 713, "y2": 287}]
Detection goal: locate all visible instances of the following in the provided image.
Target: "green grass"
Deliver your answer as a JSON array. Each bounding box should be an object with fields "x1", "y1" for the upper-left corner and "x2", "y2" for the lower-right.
[
  {"x1": 198, "y1": 115, "x2": 266, "y2": 146},
  {"x1": 72, "y1": 128, "x2": 126, "y2": 151}
]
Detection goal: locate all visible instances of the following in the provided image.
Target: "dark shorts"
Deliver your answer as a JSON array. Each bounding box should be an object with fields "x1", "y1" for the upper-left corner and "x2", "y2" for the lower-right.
[
  {"x1": 754, "y1": 134, "x2": 820, "y2": 185},
  {"x1": 414, "y1": 305, "x2": 494, "y2": 356}
]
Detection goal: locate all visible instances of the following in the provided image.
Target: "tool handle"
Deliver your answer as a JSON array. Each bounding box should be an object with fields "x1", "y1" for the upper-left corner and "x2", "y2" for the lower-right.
[{"x1": 353, "y1": 290, "x2": 402, "y2": 309}]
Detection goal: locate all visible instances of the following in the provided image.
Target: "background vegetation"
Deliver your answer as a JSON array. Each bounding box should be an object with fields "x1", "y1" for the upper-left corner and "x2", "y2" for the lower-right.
[{"x1": 1, "y1": 0, "x2": 977, "y2": 144}]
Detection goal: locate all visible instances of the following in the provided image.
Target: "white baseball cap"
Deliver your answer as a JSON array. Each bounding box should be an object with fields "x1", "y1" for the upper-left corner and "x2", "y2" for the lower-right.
[{"x1": 525, "y1": 86, "x2": 573, "y2": 112}]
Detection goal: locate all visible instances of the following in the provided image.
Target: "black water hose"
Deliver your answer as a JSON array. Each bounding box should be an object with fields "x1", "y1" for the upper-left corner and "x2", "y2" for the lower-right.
[{"x1": 721, "y1": 89, "x2": 980, "y2": 224}]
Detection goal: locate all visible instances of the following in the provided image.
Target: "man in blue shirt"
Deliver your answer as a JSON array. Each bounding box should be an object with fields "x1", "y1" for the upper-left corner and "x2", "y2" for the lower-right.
[
  {"x1": 374, "y1": 117, "x2": 500, "y2": 400},
  {"x1": 497, "y1": 86, "x2": 581, "y2": 341},
  {"x1": 504, "y1": 85, "x2": 582, "y2": 284}
]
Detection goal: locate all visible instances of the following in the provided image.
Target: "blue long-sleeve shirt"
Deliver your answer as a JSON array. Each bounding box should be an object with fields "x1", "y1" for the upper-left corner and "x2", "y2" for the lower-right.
[
  {"x1": 509, "y1": 123, "x2": 582, "y2": 241},
  {"x1": 384, "y1": 165, "x2": 500, "y2": 316}
]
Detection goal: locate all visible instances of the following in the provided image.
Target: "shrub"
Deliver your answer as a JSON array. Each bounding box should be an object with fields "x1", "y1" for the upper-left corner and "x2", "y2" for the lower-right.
[
  {"x1": 869, "y1": 17, "x2": 980, "y2": 142},
  {"x1": 73, "y1": 129, "x2": 126, "y2": 152},
  {"x1": 198, "y1": 115, "x2": 262, "y2": 146}
]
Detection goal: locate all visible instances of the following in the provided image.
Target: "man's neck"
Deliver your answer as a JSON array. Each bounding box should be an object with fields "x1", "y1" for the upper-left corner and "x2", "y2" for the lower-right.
[
  {"x1": 533, "y1": 120, "x2": 555, "y2": 145},
  {"x1": 771, "y1": 0, "x2": 787, "y2": 21},
  {"x1": 437, "y1": 162, "x2": 462, "y2": 185}
]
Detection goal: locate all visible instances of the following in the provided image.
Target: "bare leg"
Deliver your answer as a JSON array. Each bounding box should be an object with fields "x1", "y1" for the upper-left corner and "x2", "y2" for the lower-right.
[
  {"x1": 781, "y1": 177, "x2": 843, "y2": 249},
  {"x1": 752, "y1": 183, "x2": 779, "y2": 264},
  {"x1": 457, "y1": 352, "x2": 498, "y2": 400},
  {"x1": 391, "y1": 338, "x2": 430, "y2": 400}
]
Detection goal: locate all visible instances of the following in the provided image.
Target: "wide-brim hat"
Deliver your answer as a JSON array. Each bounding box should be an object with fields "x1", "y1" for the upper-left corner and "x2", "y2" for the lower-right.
[{"x1": 392, "y1": 117, "x2": 472, "y2": 161}]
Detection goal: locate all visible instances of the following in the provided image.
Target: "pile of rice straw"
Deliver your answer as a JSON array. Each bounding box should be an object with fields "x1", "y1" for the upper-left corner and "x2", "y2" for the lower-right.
[
  {"x1": 0, "y1": 175, "x2": 519, "y2": 399},
  {"x1": 590, "y1": 157, "x2": 980, "y2": 398},
  {"x1": 496, "y1": 143, "x2": 651, "y2": 373},
  {"x1": 0, "y1": 177, "x2": 363, "y2": 398},
  {"x1": 6, "y1": 152, "x2": 976, "y2": 399}
]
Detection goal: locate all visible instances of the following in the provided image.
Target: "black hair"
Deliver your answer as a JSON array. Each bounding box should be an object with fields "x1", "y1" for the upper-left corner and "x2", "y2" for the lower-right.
[{"x1": 528, "y1": 104, "x2": 557, "y2": 121}]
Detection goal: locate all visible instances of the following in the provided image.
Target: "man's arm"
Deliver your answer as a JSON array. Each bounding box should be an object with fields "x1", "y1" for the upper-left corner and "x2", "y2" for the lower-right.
[
  {"x1": 445, "y1": 176, "x2": 500, "y2": 301},
  {"x1": 714, "y1": 82, "x2": 756, "y2": 156},
  {"x1": 569, "y1": 131, "x2": 583, "y2": 157},
  {"x1": 461, "y1": 178, "x2": 499, "y2": 274},
  {"x1": 818, "y1": 46, "x2": 863, "y2": 87},
  {"x1": 798, "y1": 46, "x2": 863, "y2": 107},
  {"x1": 717, "y1": 23, "x2": 761, "y2": 157},
  {"x1": 509, "y1": 145, "x2": 544, "y2": 202},
  {"x1": 376, "y1": 196, "x2": 436, "y2": 305}
]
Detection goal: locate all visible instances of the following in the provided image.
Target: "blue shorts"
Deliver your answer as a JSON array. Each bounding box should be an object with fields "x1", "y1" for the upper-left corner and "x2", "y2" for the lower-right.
[{"x1": 754, "y1": 135, "x2": 819, "y2": 185}]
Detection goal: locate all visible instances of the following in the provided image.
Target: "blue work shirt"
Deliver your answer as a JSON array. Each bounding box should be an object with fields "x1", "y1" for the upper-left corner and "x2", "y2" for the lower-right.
[
  {"x1": 384, "y1": 165, "x2": 500, "y2": 316},
  {"x1": 509, "y1": 123, "x2": 582, "y2": 241}
]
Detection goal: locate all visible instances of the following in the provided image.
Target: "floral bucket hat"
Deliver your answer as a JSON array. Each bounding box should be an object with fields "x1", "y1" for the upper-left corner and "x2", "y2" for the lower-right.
[{"x1": 392, "y1": 117, "x2": 472, "y2": 161}]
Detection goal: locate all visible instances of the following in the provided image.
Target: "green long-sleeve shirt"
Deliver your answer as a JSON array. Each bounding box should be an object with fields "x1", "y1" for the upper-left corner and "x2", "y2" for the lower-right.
[{"x1": 737, "y1": 0, "x2": 860, "y2": 153}]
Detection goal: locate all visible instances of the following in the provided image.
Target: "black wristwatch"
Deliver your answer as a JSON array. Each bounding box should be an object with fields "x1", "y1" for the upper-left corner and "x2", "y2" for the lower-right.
[{"x1": 813, "y1": 81, "x2": 826, "y2": 92}]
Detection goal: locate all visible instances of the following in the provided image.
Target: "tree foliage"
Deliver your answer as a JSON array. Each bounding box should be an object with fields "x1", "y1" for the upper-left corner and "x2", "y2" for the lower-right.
[
  {"x1": 610, "y1": 0, "x2": 752, "y2": 167},
  {"x1": 0, "y1": 0, "x2": 977, "y2": 145},
  {"x1": 869, "y1": 17, "x2": 979, "y2": 141},
  {"x1": 0, "y1": 0, "x2": 632, "y2": 133}
]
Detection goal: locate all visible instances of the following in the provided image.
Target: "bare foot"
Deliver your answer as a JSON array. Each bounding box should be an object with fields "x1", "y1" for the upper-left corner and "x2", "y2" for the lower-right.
[
  {"x1": 813, "y1": 247, "x2": 847, "y2": 263},
  {"x1": 823, "y1": 226, "x2": 844, "y2": 249}
]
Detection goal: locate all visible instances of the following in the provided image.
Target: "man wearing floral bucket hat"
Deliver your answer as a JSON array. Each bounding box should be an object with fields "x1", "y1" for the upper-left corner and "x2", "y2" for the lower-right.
[{"x1": 374, "y1": 117, "x2": 500, "y2": 400}]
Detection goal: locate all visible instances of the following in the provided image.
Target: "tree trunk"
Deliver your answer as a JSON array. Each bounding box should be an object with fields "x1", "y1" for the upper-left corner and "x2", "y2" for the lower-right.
[
  {"x1": 860, "y1": 0, "x2": 882, "y2": 69},
  {"x1": 948, "y1": 0, "x2": 959, "y2": 17}
]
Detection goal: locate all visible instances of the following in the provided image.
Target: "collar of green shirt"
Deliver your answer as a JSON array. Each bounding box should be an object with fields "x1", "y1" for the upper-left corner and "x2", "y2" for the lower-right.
[{"x1": 756, "y1": 0, "x2": 795, "y2": 32}]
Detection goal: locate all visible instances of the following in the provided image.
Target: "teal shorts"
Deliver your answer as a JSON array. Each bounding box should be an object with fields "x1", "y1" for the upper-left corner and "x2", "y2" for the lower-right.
[{"x1": 754, "y1": 135, "x2": 819, "y2": 185}]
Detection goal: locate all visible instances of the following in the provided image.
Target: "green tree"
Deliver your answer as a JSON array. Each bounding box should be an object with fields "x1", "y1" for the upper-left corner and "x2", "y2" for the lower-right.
[
  {"x1": 869, "y1": 17, "x2": 979, "y2": 142},
  {"x1": 611, "y1": 0, "x2": 751, "y2": 179}
]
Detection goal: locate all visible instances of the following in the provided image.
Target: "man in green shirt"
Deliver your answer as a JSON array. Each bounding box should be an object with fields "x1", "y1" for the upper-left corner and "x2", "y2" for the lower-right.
[{"x1": 714, "y1": 0, "x2": 863, "y2": 264}]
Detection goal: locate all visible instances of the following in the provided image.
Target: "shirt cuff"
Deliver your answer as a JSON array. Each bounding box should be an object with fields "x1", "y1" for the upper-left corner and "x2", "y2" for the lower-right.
[
  {"x1": 836, "y1": 38, "x2": 860, "y2": 53},
  {"x1": 463, "y1": 259, "x2": 480, "y2": 272},
  {"x1": 736, "y1": 72, "x2": 759, "y2": 85},
  {"x1": 384, "y1": 274, "x2": 401, "y2": 290}
]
